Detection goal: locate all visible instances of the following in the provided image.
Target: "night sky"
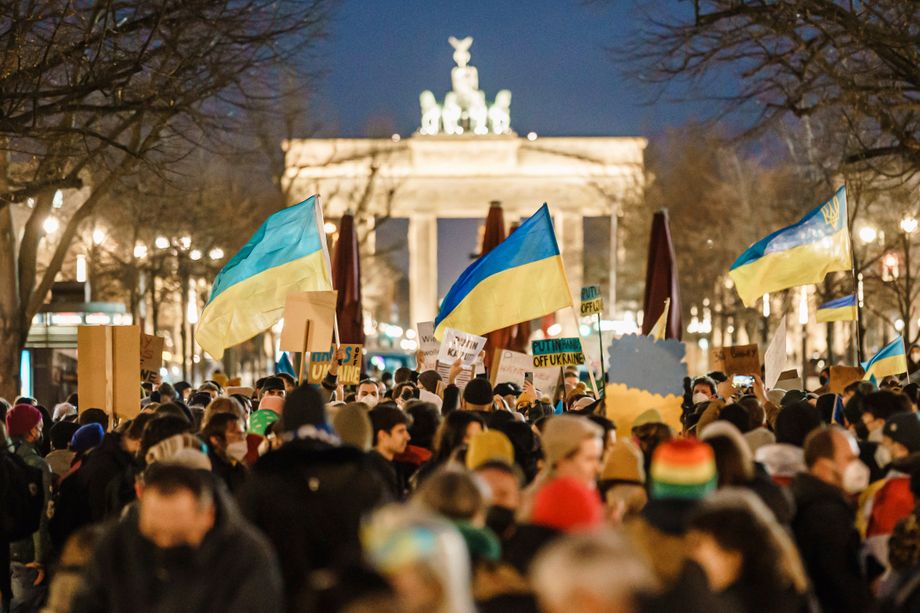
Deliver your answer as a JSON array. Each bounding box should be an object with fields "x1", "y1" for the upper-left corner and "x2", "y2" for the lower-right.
[{"x1": 307, "y1": 0, "x2": 711, "y2": 304}]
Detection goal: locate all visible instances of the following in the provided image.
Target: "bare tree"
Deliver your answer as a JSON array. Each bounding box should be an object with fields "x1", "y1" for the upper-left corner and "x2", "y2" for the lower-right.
[{"x1": 0, "y1": 0, "x2": 332, "y2": 398}]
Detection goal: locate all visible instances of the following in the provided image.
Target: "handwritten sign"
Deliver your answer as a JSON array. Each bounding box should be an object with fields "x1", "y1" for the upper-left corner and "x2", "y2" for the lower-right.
[
  {"x1": 580, "y1": 285, "x2": 604, "y2": 316},
  {"x1": 140, "y1": 333, "x2": 164, "y2": 384},
  {"x1": 437, "y1": 328, "x2": 487, "y2": 366},
  {"x1": 436, "y1": 360, "x2": 474, "y2": 390},
  {"x1": 710, "y1": 344, "x2": 760, "y2": 376},
  {"x1": 533, "y1": 367, "x2": 561, "y2": 398},
  {"x1": 532, "y1": 337, "x2": 585, "y2": 368},
  {"x1": 416, "y1": 321, "x2": 440, "y2": 369},
  {"x1": 491, "y1": 349, "x2": 533, "y2": 386},
  {"x1": 279, "y1": 290, "x2": 337, "y2": 353},
  {"x1": 307, "y1": 344, "x2": 363, "y2": 385}
]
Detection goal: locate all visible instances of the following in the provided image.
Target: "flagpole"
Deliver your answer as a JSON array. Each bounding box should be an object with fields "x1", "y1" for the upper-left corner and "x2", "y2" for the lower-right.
[
  {"x1": 315, "y1": 195, "x2": 341, "y2": 348},
  {"x1": 850, "y1": 240, "x2": 865, "y2": 366}
]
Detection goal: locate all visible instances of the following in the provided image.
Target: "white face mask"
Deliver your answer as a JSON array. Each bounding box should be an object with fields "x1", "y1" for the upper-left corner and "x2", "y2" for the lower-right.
[
  {"x1": 359, "y1": 394, "x2": 378, "y2": 408},
  {"x1": 842, "y1": 459, "x2": 870, "y2": 494},
  {"x1": 692, "y1": 392, "x2": 711, "y2": 405},
  {"x1": 226, "y1": 440, "x2": 248, "y2": 463}
]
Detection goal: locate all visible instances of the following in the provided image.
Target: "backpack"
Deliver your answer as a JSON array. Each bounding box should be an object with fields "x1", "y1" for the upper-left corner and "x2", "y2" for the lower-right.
[{"x1": 0, "y1": 446, "x2": 44, "y2": 541}]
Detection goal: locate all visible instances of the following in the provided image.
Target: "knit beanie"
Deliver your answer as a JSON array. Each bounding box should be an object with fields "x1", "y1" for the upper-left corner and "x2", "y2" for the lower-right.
[
  {"x1": 258, "y1": 395, "x2": 284, "y2": 414},
  {"x1": 531, "y1": 476, "x2": 603, "y2": 533},
  {"x1": 333, "y1": 404, "x2": 373, "y2": 451},
  {"x1": 632, "y1": 408, "x2": 663, "y2": 429},
  {"x1": 649, "y1": 439, "x2": 717, "y2": 501},
  {"x1": 700, "y1": 420, "x2": 753, "y2": 468},
  {"x1": 541, "y1": 415, "x2": 603, "y2": 468},
  {"x1": 145, "y1": 433, "x2": 206, "y2": 466},
  {"x1": 282, "y1": 384, "x2": 326, "y2": 432},
  {"x1": 743, "y1": 427, "x2": 776, "y2": 454},
  {"x1": 600, "y1": 439, "x2": 646, "y2": 485},
  {"x1": 6, "y1": 404, "x2": 42, "y2": 438},
  {"x1": 465, "y1": 430, "x2": 515, "y2": 470},
  {"x1": 463, "y1": 378, "x2": 493, "y2": 406},
  {"x1": 884, "y1": 412, "x2": 920, "y2": 453},
  {"x1": 70, "y1": 423, "x2": 105, "y2": 454}
]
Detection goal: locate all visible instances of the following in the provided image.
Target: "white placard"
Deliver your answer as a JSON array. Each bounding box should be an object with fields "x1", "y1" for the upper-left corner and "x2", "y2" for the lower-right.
[
  {"x1": 416, "y1": 321, "x2": 440, "y2": 369},
  {"x1": 764, "y1": 316, "x2": 787, "y2": 390},
  {"x1": 436, "y1": 328, "x2": 487, "y2": 367}
]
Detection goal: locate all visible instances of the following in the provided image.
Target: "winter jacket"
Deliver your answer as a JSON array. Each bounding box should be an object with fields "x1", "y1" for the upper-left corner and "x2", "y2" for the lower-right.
[
  {"x1": 791, "y1": 472, "x2": 873, "y2": 613},
  {"x1": 755, "y1": 443, "x2": 805, "y2": 487},
  {"x1": 79, "y1": 433, "x2": 135, "y2": 521},
  {"x1": 9, "y1": 438, "x2": 52, "y2": 564},
  {"x1": 71, "y1": 481, "x2": 282, "y2": 613},
  {"x1": 864, "y1": 470, "x2": 914, "y2": 569},
  {"x1": 236, "y1": 437, "x2": 388, "y2": 610},
  {"x1": 623, "y1": 499, "x2": 698, "y2": 586}
]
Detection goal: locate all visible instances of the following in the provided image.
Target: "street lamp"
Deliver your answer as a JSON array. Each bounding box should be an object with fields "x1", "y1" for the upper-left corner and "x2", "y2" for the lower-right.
[
  {"x1": 42, "y1": 216, "x2": 59, "y2": 235},
  {"x1": 208, "y1": 247, "x2": 224, "y2": 261},
  {"x1": 859, "y1": 225, "x2": 879, "y2": 244},
  {"x1": 155, "y1": 236, "x2": 170, "y2": 249},
  {"x1": 901, "y1": 216, "x2": 919, "y2": 235},
  {"x1": 134, "y1": 243, "x2": 148, "y2": 259},
  {"x1": 92, "y1": 227, "x2": 107, "y2": 246},
  {"x1": 189, "y1": 249, "x2": 202, "y2": 261}
]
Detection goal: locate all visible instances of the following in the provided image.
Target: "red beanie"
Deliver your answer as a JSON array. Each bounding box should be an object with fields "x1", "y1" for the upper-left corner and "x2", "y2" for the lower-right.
[
  {"x1": 6, "y1": 404, "x2": 42, "y2": 438},
  {"x1": 531, "y1": 476, "x2": 603, "y2": 533}
]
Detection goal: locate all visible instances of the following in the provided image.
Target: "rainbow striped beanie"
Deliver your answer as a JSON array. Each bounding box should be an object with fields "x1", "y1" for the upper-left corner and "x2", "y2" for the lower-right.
[{"x1": 649, "y1": 438, "x2": 717, "y2": 500}]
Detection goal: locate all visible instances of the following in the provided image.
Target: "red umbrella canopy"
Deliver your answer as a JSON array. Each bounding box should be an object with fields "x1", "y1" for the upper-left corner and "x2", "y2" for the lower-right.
[{"x1": 481, "y1": 202, "x2": 513, "y2": 369}]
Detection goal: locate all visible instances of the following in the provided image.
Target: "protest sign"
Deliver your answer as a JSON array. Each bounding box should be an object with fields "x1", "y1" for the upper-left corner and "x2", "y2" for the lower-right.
[
  {"x1": 829, "y1": 365, "x2": 863, "y2": 395},
  {"x1": 710, "y1": 344, "x2": 761, "y2": 376},
  {"x1": 436, "y1": 361, "x2": 473, "y2": 389},
  {"x1": 226, "y1": 386, "x2": 255, "y2": 398},
  {"x1": 763, "y1": 318, "x2": 787, "y2": 389},
  {"x1": 78, "y1": 325, "x2": 141, "y2": 422},
  {"x1": 774, "y1": 369, "x2": 802, "y2": 391},
  {"x1": 532, "y1": 338, "x2": 585, "y2": 368},
  {"x1": 580, "y1": 285, "x2": 603, "y2": 316},
  {"x1": 307, "y1": 344, "x2": 363, "y2": 385},
  {"x1": 280, "y1": 290, "x2": 337, "y2": 353},
  {"x1": 532, "y1": 367, "x2": 561, "y2": 398},
  {"x1": 491, "y1": 349, "x2": 533, "y2": 386},
  {"x1": 140, "y1": 333, "x2": 164, "y2": 384},
  {"x1": 416, "y1": 321, "x2": 440, "y2": 369},
  {"x1": 437, "y1": 328, "x2": 487, "y2": 366}
]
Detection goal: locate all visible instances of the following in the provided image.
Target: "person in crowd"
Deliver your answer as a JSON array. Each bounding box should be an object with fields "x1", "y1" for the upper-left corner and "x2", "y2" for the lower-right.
[
  {"x1": 237, "y1": 384, "x2": 387, "y2": 609},
  {"x1": 200, "y1": 412, "x2": 248, "y2": 492},
  {"x1": 532, "y1": 414, "x2": 603, "y2": 489},
  {"x1": 41, "y1": 525, "x2": 103, "y2": 613},
  {"x1": 700, "y1": 421, "x2": 793, "y2": 524},
  {"x1": 791, "y1": 426, "x2": 873, "y2": 613},
  {"x1": 598, "y1": 439, "x2": 648, "y2": 526},
  {"x1": 691, "y1": 376, "x2": 718, "y2": 405},
  {"x1": 76, "y1": 409, "x2": 108, "y2": 432},
  {"x1": 363, "y1": 506, "x2": 476, "y2": 613},
  {"x1": 688, "y1": 489, "x2": 812, "y2": 612},
  {"x1": 755, "y1": 401, "x2": 822, "y2": 486},
  {"x1": 417, "y1": 411, "x2": 486, "y2": 483},
  {"x1": 862, "y1": 390, "x2": 913, "y2": 465},
  {"x1": 6, "y1": 404, "x2": 53, "y2": 612},
  {"x1": 474, "y1": 460, "x2": 523, "y2": 540},
  {"x1": 862, "y1": 411, "x2": 920, "y2": 570},
  {"x1": 70, "y1": 464, "x2": 282, "y2": 612},
  {"x1": 530, "y1": 530, "x2": 656, "y2": 613},
  {"x1": 356, "y1": 379, "x2": 382, "y2": 407},
  {"x1": 46, "y1": 421, "x2": 79, "y2": 482},
  {"x1": 624, "y1": 438, "x2": 717, "y2": 586},
  {"x1": 201, "y1": 396, "x2": 246, "y2": 429},
  {"x1": 367, "y1": 404, "x2": 412, "y2": 500},
  {"x1": 249, "y1": 394, "x2": 284, "y2": 436},
  {"x1": 332, "y1": 402, "x2": 373, "y2": 451}
]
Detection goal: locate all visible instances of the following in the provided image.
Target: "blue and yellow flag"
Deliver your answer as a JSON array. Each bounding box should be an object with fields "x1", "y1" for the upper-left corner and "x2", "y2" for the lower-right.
[
  {"x1": 816, "y1": 294, "x2": 857, "y2": 323},
  {"x1": 729, "y1": 186, "x2": 852, "y2": 307},
  {"x1": 195, "y1": 196, "x2": 332, "y2": 358},
  {"x1": 434, "y1": 204, "x2": 571, "y2": 340},
  {"x1": 862, "y1": 337, "x2": 907, "y2": 385}
]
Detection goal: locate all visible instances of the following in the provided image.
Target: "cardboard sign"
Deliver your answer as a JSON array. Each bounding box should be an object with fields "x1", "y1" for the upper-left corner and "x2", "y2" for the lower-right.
[
  {"x1": 416, "y1": 321, "x2": 440, "y2": 369},
  {"x1": 307, "y1": 344, "x2": 363, "y2": 385},
  {"x1": 226, "y1": 386, "x2": 255, "y2": 398},
  {"x1": 140, "y1": 333, "x2": 164, "y2": 384},
  {"x1": 532, "y1": 367, "x2": 561, "y2": 398},
  {"x1": 580, "y1": 285, "x2": 604, "y2": 316},
  {"x1": 710, "y1": 344, "x2": 760, "y2": 376},
  {"x1": 437, "y1": 328, "x2": 487, "y2": 366},
  {"x1": 774, "y1": 369, "x2": 802, "y2": 391},
  {"x1": 280, "y1": 290, "x2": 337, "y2": 353},
  {"x1": 491, "y1": 349, "x2": 533, "y2": 386},
  {"x1": 78, "y1": 325, "x2": 141, "y2": 422},
  {"x1": 532, "y1": 338, "x2": 585, "y2": 368},
  {"x1": 829, "y1": 365, "x2": 863, "y2": 395}
]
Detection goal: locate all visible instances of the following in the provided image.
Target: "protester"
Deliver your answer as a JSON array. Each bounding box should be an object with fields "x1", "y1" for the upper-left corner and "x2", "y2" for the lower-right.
[
  {"x1": 200, "y1": 412, "x2": 248, "y2": 492},
  {"x1": 70, "y1": 464, "x2": 282, "y2": 612},
  {"x1": 792, "y1": 426, "x2": 873, "y2": 612},
  {"x1": 367, "y1": 404, "x2": 412, "y2": 500}
]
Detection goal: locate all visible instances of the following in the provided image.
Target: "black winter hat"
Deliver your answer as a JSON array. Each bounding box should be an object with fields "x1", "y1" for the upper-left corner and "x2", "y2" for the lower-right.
[
  {"x1": 464, "y1": 378, "x2": 494, "y2": 406},
  {"x1": 282, "y1": 384, "x2": 326, "y2": 431}
]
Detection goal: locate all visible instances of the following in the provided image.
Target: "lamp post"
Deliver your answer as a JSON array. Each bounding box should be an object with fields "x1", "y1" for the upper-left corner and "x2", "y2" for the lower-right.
[{"x1": 900, "y1": 215, "x2": 917, "y2": 341}]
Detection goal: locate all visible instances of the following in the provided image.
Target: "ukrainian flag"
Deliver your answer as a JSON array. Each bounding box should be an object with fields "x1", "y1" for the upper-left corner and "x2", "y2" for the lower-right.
[
  {"x1": 729, "y1": 186, "x2": 852, "y2": 307},
  {"x1": 816, "y1": 294, "x2": 858, "y2": 323},
  {"x1": 434, "y1": 204, "x2": 571, "y2": 340},
  {"x1": 195, "y1": 196, "x2": 332, "y2": 358},
  {"x1": 862, "y1": 337, "x2": 908, "y2": 385}
]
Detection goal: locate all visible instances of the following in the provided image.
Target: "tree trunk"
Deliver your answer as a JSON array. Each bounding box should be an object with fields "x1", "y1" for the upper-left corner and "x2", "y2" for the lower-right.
[{"x1": 0, "y1": 205, "x2": 23, "y2": 400}]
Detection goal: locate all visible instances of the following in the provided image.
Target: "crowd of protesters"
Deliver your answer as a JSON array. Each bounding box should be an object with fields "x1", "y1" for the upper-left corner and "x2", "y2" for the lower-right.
[{"x1": 5, "y1": 348, "x2": 920, "y2": 612}]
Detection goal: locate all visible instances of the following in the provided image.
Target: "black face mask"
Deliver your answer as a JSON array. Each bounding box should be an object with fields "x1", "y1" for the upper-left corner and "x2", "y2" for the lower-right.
[
  {"x1": 485, "y1": 505, "x2": 516, "y2": 539},
  {"x1": 153, "y1": 544, "x2": 196, "y2": 568}
]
